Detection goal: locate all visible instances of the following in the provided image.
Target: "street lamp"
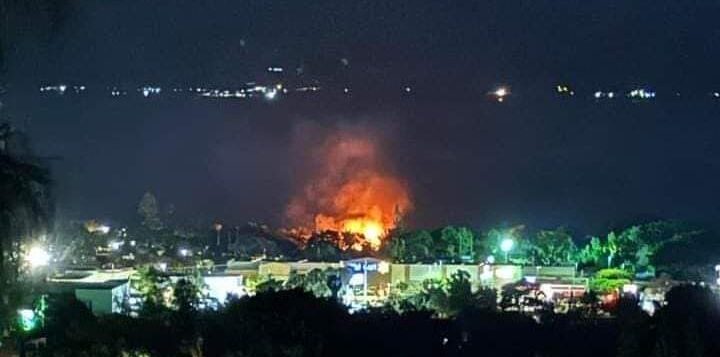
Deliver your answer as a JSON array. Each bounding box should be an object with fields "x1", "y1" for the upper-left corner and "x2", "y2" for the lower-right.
[
  {"x1": 500, "y1": 237, "x2": 514, "y2": 263},
  {"x1": 213, "y1": 223, "x2": 223, "y2": 246},
  {"x1": 17, "y1": 309, "x2": 38, "y2": 332},
  {"x1": 26, "y1": 245, "x2": 50, "y2": 268}
]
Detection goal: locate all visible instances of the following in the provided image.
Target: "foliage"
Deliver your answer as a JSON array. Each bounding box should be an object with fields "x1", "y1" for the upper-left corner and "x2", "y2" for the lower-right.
[
  {"x1": 614, "y1": 296, "x2": 653, "y2": 357},
  {"x1": 590, "y1": 268, "x2": 632, "y2": 294},
  {"x1": 531, "y1": 227, "x2": 577, "y2": 266},
  {"x1": 578, "y1": 236, "x2": 605, "y2": 268},
  {"x1": 33, "y1": 285, "x2": 720, "y2": 357},
  {"x1": 304, "y1": 234, "x2": 344, "y2": 261},
  {"x1": 387, "y1": 271, "x2": 497, "y2": 316},
  {"x1": 209, "y1": 289, "x2": 348, "y2": 357},
  {"x1": 389, "y1": 229, "x2": 434, "y2": 263},
  {"x1": 499, "y1": 280, "x2": 527, "y2": 311},
  {"x1": 229, "y1": 223, "x2": 299, "y2": 259},
  {"x1": 132, "y1": 266, "x2": 170, "y2": 312},
  {"x1": 652, "y1": 285, "x2": 720, "y2": 357},
  {"x1": 0, "y1": 124, "x2": 52, "y2": 334},
  {"x1": 436, "y1": 226, "x2": 475, "y2": 262},
  {"x1": 389, "y1": 226, "x2": 476, "y2": 263},
  {"x1": 254, "y1": 276, "x2": 284, "y2": 294},
  {"x1": 483, "y1": 225, "x2": 531, "y2": 264},
  {"x1": 576, "y1": 221, "x2": 701, "y2": 273},
  {"x1": 172, "y1": 274, "x2": 204, "y2": 313},
  {"x1": 43, "y1": 295, "x2": 111, "y2": 356},
  {"x1": 137, "y1": 192, "x2": 162, "y2": 231},
  {"x1": 284, "y1": 268, "x2": 337, "y2": 298}
]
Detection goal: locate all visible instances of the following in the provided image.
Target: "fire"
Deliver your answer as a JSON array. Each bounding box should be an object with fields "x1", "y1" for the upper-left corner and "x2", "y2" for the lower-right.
[
  {"x1": 286, "y1": 131, "x2": 411, "y2": 251},
  {"x1": 312, "y1": 171, "x2": 409, "y2": 249}
]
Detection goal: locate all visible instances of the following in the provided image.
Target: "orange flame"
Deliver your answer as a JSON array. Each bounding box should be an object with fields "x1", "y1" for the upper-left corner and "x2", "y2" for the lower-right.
[{"x1": 286, "y1": 133, "x2": 411, "y2": 250}]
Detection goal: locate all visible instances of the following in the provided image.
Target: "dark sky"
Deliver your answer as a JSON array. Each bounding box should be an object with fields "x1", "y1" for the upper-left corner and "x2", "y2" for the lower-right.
[{"x1": 3, "y1": 0, "x2": 720, "y2": 235}]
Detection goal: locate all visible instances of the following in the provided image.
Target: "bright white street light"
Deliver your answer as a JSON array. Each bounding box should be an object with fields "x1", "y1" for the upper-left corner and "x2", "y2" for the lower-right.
[
  {"x1": 26, "y1": 245, "x2": 50, "y2": 268},
  {"x1": 490, "y1": 86, "x2": 510, "y2": 102},
  {"x1": 109, "y1": 241, "x2": 123, "y2": 251},
  {"x1": 98, "y1": 225, "x2": 111, "y2": 234},
  {"x1": 500, "y1": 238, "x2": 514, "y2": 252},
  {"x1": 500, "y1": 237, "x2": 514, "y2": 263},
  {"x1": 264, "y1": 89, "x2": 278, "y2": 100}
]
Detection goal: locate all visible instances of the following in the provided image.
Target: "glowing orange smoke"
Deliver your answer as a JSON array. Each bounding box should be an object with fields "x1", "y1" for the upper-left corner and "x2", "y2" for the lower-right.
[{"x1": 286, "y1": 132, "x2": 411, "y2": 250}]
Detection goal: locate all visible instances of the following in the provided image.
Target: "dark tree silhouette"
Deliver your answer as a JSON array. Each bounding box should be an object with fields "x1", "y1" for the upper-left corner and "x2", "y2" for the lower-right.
[{"x1": 0, "y1": 124, "x2": 52, "y2": 334}]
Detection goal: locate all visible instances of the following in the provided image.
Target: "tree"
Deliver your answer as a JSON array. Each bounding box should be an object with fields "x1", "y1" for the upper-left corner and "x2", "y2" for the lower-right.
[
  {"x1": 615, "y1": 296, "x2": 653, "y2": 357},
  {"x1": 483, "y1": 225, "x2": 530, "y2": 264},
  {"x1": 625, "y1": 221, "x2": 699, "y2": 273},
  {"x1": 284, "y1": 269, "x2": 335, "y2": 298},
  {"x1": 172, "y1": 275, "x2": 203, "y2": 313},
  {"x1": 253, "y1": 276, "x2": 284, "y2": 294},
  {"x1": 474, "y1": 286, "x2": 498, "y2": 311},
  {"x1": 531, "y1": 227, "x2": 577, "y2": 266},
  {"x1": 578, "y1": 236, "x2": 605, "y2": 268},
  {"x1": 499, "y1": 281, "x2": 525, "y2": 311},
  {"x1": 302, "y1": 269, "x2": 334, "y2": 298},
  {"x1": 171, "y1": 275, "x2": 205, "y2": 354},
  {"x1": 389, "y1": 229, "x2": 433, "y2": 263},
  {"x1": 43, "y1": 295, "x2": 110, "y2": 356},
  {"x1": 652, "y1": 285, "x2": 720, "y2": 357},
  {"x1": 386, "y1": 270, "x2": 497, "y2": 317},
  {"x1": 606, "y1": 231, "x2": 619, "y2": 268},
  {"x1": 137, "y1": 192, "x2": 162, "y2": 231},
  {"x1": 133, "y1": 266, "x2": 170, "y2": 313},
  {"x1": 212, "y1": 289, "x2": 348, "y2": 356},
  {"x1": 304, "y1": 234, "x2": 343, "y2": 261},
  {"x1": 445, "y1": 270, "x2": 474, "y2": 315},
  {"x1": 0, "y1": 124, "x2": 52, "y2": 334},
  {"x1": 590, "y1": 268, "x2": 632, "y2": 294},
  {"x1": 438, "y1": 226, "x2": 475, "y2": 262}
]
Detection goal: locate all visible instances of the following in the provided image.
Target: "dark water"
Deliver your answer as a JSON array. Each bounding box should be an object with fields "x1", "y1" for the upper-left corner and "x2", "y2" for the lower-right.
[{"x1": 5, "y1": 88, "x2": 720, "y2": 235}]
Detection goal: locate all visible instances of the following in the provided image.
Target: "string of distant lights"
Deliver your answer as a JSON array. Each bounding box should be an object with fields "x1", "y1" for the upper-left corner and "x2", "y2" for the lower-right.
[{"x1": 36, "y1": 83, "x2": 720, "y2": 102}]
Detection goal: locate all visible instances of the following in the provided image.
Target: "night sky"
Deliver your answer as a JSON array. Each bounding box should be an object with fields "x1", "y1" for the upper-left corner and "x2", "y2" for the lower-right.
[{"x1": 3, "y1": 1, "x2": 720, "y2": 235}]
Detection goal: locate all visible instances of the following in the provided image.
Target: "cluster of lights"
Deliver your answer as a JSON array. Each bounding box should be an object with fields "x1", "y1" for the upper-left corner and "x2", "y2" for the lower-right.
[
  {"x1": 594, "y1": 91, "x2": 616, "y2": 99},
  {"x1": 38, "y1": 80, "x2": 720, "y2": 103},
  {"x1": 198, "y1": 84, "x2": 284, "y2": 100},
  {"x1": 140, "y1": 86, "x2": 162, "y2": 97},
  {"x1": 40, "y1": 84, "x2": 86, "y2": 94},
  {"x1": 596, "y1": 88, "x2": 655, "y2": 99},
  {"x1": 295, "y1": 86, "x2": 321, "y2": 92},
  {"x1": 556, "y1": 84, "x2": 575, "y2": 96},
  {"x1": 86, "y1": 222, "x2": 111, "y2": 234},
  {"x1": 110, "y1": 87, "x2": 127, "y2": 96},
  {"x1": 264, "y1": 89, "x2": 278, "y2": 100},
  {"x1": 628, "y1": 88, "x2": 656, "y2": 99},
  {"x1": 109, "y1": 240, "x2": 124, "y2": 251},
  {"x1": 201, "y1": 90, "x2": 248, "y2": 98},
  {"x1": 490, "y1": 86, "x2": 510, "y2": 102}
]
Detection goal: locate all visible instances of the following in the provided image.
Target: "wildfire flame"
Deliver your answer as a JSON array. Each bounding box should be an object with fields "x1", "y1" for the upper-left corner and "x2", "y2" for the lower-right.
[{"x1": 286, "y1": 131, "x2": 411, "y2": 250}]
